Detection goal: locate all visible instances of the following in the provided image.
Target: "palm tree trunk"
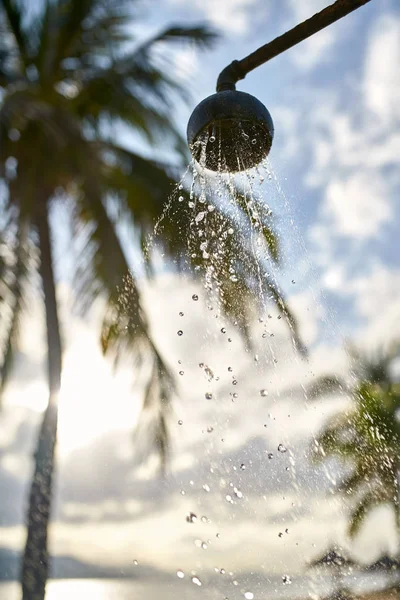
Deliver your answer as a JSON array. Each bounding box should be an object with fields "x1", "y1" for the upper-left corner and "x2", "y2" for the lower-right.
[{"x1": 21, "y1": 204, "x2": 62, "y2": 600}]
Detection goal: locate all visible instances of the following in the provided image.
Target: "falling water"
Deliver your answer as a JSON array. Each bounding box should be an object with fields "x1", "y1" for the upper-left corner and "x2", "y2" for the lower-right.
[
  {"x1": 134, "y1": 124, "x2": 354, "y2": 600},
  {"x1": 148, "y1": 127, "x2": 298, "y2": 364}
]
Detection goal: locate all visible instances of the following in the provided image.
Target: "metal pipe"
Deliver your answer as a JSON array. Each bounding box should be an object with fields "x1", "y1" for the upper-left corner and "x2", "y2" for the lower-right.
[{"x1": 217, "y1": 0, "x2": 372, "y2": 91}]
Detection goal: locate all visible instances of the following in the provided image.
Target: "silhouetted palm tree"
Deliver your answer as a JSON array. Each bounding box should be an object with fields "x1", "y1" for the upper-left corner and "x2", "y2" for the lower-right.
[
  {"x1": 310, "y1": 344, "x2": 400, "y2": 540},
  {"x1": 309, "y1": 546, "x2": 358, "y2": 600},
  {"x1": 0, "y1": 1, "x2": 303, "y2": 598}
]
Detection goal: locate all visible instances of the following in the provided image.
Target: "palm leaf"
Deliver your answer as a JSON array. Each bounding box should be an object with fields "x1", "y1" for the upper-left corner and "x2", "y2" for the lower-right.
[
  {"x1": 349, "y1": 491, "x2": 387, "y2": 537},
  {"x1": 0, "y1": 220, "x2": 30, "y2": 403},
  {"x1": 132, "y1": 24, "x2": 217, "y2": 62},
  {"x1": 0, "y1": 0, "x2": 27, "y2": 63},
  {"x1": 70, "y1": 155, "x2": 176, "y2": 463},
  {"x1": 307, "y1": 375, "x2": 348, "y2": 399}
]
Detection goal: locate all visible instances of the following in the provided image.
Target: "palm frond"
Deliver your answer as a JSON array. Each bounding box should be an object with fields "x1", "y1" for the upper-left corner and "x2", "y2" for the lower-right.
[
  {"x1": 0, "y1": 219, "x2": 30, "y2": 403},
  {"x1": 0, "y1": 0, "x2": 27, "y2": 63},
  {"x1": 307, "y1": 374, "x2": 348, "y2": 399},
  {"x1": 134, "y1": 24, "x2": 218, "y2": 56},
  {"x1": 349, "y1": 490, "x2": 388, "y2": 537},
  {"x1": 137, "y1": 349, "x2": 176, "y2": 472},
  {"x1": 73, "y1": 71, "x2": 183, "y2": 145},
  {"x1": 70, "y1": 160, "x2": 176, "y2": 462},
  {"x1": 51, "y1": 0, "x2": 135, "y2": 69},
  {"x1": 266, "y1": 280, "x2": 307, "y2": 356}
]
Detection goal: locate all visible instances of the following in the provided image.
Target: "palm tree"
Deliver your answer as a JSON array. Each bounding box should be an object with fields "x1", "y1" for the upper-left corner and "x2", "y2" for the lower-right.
[
  {"x1": 0, "y1": 1, "x2": 304, "y2": 598},
  {"x1": 308, "y1": 546, "x2": 358, "y2": 600},
  {"x1": 310, "y1": 344, "x2": 400, "y2": 542}
]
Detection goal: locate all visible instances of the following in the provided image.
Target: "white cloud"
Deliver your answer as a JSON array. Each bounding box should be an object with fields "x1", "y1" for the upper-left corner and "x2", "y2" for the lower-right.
[
  {"x1": 288, "y1": 290, "x2": 325, "y2": 345},
  {"x1": 286, "y1": 0, "x2": 330, "y2": 23},
  {"x1": 168, "y1": 0, "x2": 259, "y2": 34},
  {"x1": 348, "y1": 264, "x2": 400, "y2": 347},
  {"x1": 363, "y1": 14, "x2": 400, "y2": 127},
  {"x1": 301, "y1": 11, "x2": 400, "y2": 293},
  {"x1": 323, "y1": 172, "x2": 391, "y2": 239},
  {"x1": 291, "y1": 28, "x2": 336, "y2": 71},
  {"x1": 285, "y1": 0, "x2": 338, "y2": 71}
]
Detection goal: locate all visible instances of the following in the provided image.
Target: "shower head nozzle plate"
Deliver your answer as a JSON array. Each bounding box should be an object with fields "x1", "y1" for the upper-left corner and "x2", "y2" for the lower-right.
[{"x1": 187, "y1": 90, "x2": 274, "y2": 173}]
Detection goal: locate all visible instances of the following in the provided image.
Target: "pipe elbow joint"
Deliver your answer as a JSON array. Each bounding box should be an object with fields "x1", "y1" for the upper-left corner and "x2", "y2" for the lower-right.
[{"x1": 216, "y1": 60, "x2": 246, "y2": 92}]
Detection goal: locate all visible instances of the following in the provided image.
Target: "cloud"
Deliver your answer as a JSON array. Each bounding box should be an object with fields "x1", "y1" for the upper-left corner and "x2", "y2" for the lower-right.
[
  {"x1": 347, "y1": 264, "x2": 400, "y2": 347},
  {"x1": 363, "y1": 13, "x2": 400, "y2": 127},
  {"x1": 167, "y1": 0, "x2": 259, "y2": 35},
  {"x1": 285, "y1": 0, "x2": 338, "y2": 71},
  {"x1": 322, "y1": 172, "x2": 391, "y2": 240}
]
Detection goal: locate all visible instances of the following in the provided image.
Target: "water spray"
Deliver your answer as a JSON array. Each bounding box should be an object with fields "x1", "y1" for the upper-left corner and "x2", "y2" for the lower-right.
[{"x1": 187, "y1": 0, "x2": 371, "y2": 173}]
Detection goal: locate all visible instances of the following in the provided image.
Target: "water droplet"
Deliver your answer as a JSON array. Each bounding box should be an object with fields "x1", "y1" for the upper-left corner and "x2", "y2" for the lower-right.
[
  {"x1": 251, "y1": 139, "x2": 257, "y2": 145},
  {"x1": 208, "y1": 204, "x2": 215, "y2": 212},
  {"x1": 177, "y1": 330, "x2": 183, "y2": 336},
  {"x1": 216, "y1": 533, "x2": 220, "y2": 538},
  {"x1": 260, "y1": 389, "x2": 268, "y2": 397},
  {"x1": 227, "y1": 228, "x2": 234, "y2": 235},
  {"x1": 177, "y1": 570, "x2": 185, "y2": 579},
  {"x1": 278, "y1": 532, "x2": 283, "y2": 538},
  {"x1": 285, "y1": 528, "x2": 289, "y2": 534},
  {"x1": 278, "y1": 444, "x2": 287, "y2": 453},
  {"x1": 221, "y1": 327, "x2": 226, "y2": 334},
  {"x1": 267, "y1": 452, "x2": 274, "y2": 460},
  {"x1": 195, "y1": 211, "x2": 205, "y2": 223},
  {"x1": 232, "y1": 380, "x2": 237, "y2": 385},
  {"x1": 201, "y1": 516, "x2": 209, "y2": 523},
  {"x1": 205, "y1": 392, "x2": 213, "y2": 400},
  {"x1": 291, "y1": 279, "x2": 295, "y2": 284},
  {"x1": 180, "y1": 490, "x2": 186, "y2": 495},
  {"x1": 133, "y1": 559, "x2": 138, "y2": 565},
  {"x1": 207, "y1": 426, "x2": 214, "y2": 433},
  {"x1": 178, "y1": 419, "x2": 183, "y2": 425},
  {"x1": 178, "y1": 195, "x2": 184, "y2": 202},
  {"x1": 201, "y1": 542, "x2": 208, "y2": 550},
  {"x1": 244, "y1": 592, "x2": 254, "y2": 599},
  {"x1": 234, "y1": 488, "x2": 243, "y2": 499},
  {"x1": 186, "y1": 512, "x2": 197, "y2": 523},
  {"x1": 209, "y1": 135, "x2": 216, "y2": 143},
  {"x1": 225, "y1": 494, "x2": 233, "y2": 503},
  {"x1": 220, "y1": 568, "x2": 226, "y2": 574},
  {"x1": 192, "y1": 294, "x2": 199, "y2": 301},
  {"x1": 179, "y1": 371, "x2": 184, "y2": 376},
  {"x1": 233, "y1": 393, "x2": 238, "y2": 399},
  {"x1": 228, "y1": 366, "x2": 233, "y2": 372},
  {"x1": 188, "y1": 201, "x2": 195, "y2": 208},
  {"x1": 191, "y1": 576, "x2": 202, "y2": 586},
  {"x1": 179, "y1": 311, "x2": 184, "y2": 316},
  {"x1": 202, "y1": 484, "x2": 210, "y2": 492},
  {"x1": 282, "y1": 575, "x2": 292, "y2": 585},
  {"x1": 240, "y1": 463, "x2": 246, "y2": 470}
]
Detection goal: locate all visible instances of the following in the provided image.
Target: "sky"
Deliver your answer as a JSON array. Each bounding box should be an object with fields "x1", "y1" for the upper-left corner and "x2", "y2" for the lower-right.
[{"x1": 0, "y1": 0, "x2": 400, "y2": 595}]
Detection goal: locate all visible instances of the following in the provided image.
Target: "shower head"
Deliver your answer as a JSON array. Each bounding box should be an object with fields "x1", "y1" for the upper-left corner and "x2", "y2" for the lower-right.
[
  {"x1": 186, "y1": 0, "x2": 371, "y2": 172},
  {"x1": 187, "y1": 89, "x2": 274, "y2": 173}
]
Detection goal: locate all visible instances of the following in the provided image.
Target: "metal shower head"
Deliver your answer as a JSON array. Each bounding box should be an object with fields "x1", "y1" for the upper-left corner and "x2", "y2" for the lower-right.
[
  {"x1": 186, "y1": 0, "x2": 371, "y2": 173},
  {"x1": 187, "y1": 90, "x2": 274, "y2": 173}
]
